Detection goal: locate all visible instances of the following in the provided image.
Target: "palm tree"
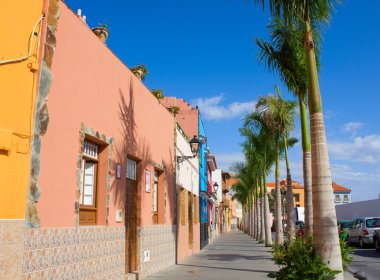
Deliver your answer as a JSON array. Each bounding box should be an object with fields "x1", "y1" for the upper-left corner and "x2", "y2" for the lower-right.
[
  {"x1": 255, "y1": 91, "x2": 297, "y2": 241},
  {"x1": 255, "y1": 17, "x2": 320, "y2": 236},
  {"x1": 231, "y1": 166, "x2": 252, "y2": 235},
  {"x1": 241, "y1": 112, "x2": 276, "y2": 246},
  {"x1": 252, "y1": 0, "x2": 344, "y2": 276}
]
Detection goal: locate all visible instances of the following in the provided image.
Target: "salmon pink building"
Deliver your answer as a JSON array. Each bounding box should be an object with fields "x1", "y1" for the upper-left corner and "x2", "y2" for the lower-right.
[{"x1": 24, "y1": 2, "x2": 177, "y2": 279}]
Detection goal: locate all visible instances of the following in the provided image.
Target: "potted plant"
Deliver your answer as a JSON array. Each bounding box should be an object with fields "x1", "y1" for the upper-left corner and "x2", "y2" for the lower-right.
[
  {"x1": 92, "y1": 23, "x2": 109, "y2": 44},
  {"x1": 168, "y1": 106, "x2": 180, "y2": 116},
  {"x1": 131, "y1": 64, "x2": 149, "y2": 81},
  {"x1": 151, "y1": 89, "x2": 164, "y2": 100}
]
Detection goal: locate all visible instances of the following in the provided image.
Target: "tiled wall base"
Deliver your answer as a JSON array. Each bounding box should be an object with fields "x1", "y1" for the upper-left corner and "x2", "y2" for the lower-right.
[
  {"x1": 23, "y1": 226, "x2": 125, "y2": 279},
  {"x1": 138, "y1": 225, "x2": 176, "y2": 279},
  {"x1": 0, "y1": 220, "x2": 24, "y2": 280}
]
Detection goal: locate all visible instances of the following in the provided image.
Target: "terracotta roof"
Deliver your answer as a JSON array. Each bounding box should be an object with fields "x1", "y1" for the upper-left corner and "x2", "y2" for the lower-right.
[
  {"x1": 266, "y1": 181, "x2": 351, "y2": 193},
  {"x1": 267, "y1": 180, "x2": 304, "y2": 189},
  {"x1": 332, "y1": 182, "x2": 351, "y2": 193}
]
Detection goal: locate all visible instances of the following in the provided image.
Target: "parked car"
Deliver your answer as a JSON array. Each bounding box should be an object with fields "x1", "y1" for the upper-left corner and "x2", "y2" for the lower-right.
[
  {"x1": 347, "y1": 217, "x2": 380, "y2": 248},
  {"x1": 373, "y1": 229, "x2": 380, "y2": 252},
  {"x1": 337, "y1": 220, "x2": 352, "y2": 240}
]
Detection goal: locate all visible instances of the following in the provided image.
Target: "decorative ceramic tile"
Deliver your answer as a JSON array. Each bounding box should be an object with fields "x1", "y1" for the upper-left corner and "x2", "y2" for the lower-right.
[{"x1": 22, "y1": 226, "x2": 125, "y2": 279}]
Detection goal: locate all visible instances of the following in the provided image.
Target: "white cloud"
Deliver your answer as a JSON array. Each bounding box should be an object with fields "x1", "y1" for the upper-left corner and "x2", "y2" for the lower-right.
[
  {"x1": 342, "y1": 122, "x2": 364, "y2": 135},
  {"x1": 214, "y1": 152, "x2": 244, "y2": 171},
  {"x1": 329, "y1": 134, "x2": 380, "y2": 163},
  {"x1": 191, "y1": 95, "x2": 255, "y2": 121}
]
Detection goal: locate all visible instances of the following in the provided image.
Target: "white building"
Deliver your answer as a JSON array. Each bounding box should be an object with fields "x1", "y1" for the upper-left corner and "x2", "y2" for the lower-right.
[{"x1": 176, "y1": 125, "x2": 200, "y2": 261}]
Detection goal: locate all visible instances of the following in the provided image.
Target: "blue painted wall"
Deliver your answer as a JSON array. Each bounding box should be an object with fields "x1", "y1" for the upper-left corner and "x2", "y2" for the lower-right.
[
  {"x1": 334, "y1": 192, "x2": 352, "y2": 205},
  {"x1": 199, "y1": 113, "x2": 208, "y2": 223}
]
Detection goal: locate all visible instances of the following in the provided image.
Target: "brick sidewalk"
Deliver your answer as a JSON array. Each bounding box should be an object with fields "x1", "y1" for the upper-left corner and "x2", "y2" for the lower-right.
[
  {"x1": 145, "y1": 230, "x2": 277, "y2": 280},
  {"x1": 145, "y1": 230, "x2": 356, "y2": 280}
]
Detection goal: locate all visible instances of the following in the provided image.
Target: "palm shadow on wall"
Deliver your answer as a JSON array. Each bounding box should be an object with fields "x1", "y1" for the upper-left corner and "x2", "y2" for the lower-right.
[
  {"x1": 111, "y1": 79, "x2": 152, "y2": 227},
  {"x1": 110, "y1": 78, "x2": 176, "y2": 230}
]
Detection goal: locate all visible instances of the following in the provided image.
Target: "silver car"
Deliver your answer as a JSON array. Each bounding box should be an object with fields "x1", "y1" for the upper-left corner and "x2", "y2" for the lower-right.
[{"x1": 347, "y1": 217, "x2": 380, "y2": 248}]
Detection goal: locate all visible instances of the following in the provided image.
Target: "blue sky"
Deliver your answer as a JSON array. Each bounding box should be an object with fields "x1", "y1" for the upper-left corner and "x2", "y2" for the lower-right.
[{"x1": 66, "y1": 0, "x2": 380, "y2": 201}]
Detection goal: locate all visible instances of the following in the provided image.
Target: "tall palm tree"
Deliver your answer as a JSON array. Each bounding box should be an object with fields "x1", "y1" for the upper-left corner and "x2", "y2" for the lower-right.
[
  {"x1": 232, "y1": 162, "x2": 253, "y2": 234},
  {"x1": 241, "y1": 111, "x2": 276, "y2": 246},
  {"x1": 255, "y1": 92, "x2": 297, "y2": 240},
  {"x1": 252, "y1": 0, "x2": 344, "y2": 276},
  {"x1": 255, "y1": 17, "x2": 321, "y2": 236}
]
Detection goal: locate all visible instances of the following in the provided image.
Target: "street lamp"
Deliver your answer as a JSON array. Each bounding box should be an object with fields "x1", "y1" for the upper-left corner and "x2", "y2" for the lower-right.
[
  {"x1": 213, "y1": 182, "x2": 219, "y2": 193},
  {"x1": 177, "y1": 135, "x2": 200, "y2": 163}
]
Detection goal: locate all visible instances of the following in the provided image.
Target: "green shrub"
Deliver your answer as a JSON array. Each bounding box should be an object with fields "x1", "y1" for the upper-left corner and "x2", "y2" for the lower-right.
[
  {"x1": 268, "y1": 235, "x2": 340, "y2": 280},
  {"x1": 340, "y1": 239, "x2": 354, "y2": 271}
]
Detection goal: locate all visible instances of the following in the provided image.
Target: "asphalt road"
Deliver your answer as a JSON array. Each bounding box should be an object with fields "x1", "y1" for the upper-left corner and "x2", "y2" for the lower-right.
[{"x1": 348, "y1": 246, "x2": 380, "y2": 280}]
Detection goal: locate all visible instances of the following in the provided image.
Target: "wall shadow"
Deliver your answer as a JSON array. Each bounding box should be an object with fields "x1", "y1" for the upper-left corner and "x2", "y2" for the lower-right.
[{"x1": 111, "y1": 79, "x2": 152, "y2": 226}]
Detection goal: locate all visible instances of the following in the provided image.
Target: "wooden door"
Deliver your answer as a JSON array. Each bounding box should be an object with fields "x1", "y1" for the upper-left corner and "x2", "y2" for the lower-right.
[{"x1": 125, "y1": 177, "x2": 137, "y2": 273}]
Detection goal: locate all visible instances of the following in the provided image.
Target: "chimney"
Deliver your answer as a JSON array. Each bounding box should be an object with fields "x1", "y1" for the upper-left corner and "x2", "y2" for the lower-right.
[{"x1": 77, "y1": 9, "x2": 87, "y2": 23}]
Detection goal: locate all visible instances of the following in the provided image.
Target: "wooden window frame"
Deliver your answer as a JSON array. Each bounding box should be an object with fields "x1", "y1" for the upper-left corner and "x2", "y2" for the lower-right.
[
  {"x1": 79, "y1": 140, "x2": 99, "y2": 225},
  {"x1": 343, "y1": 195, "x2": 348, "y2": 202},
  {"x1": 335, "y1": 194, "x2": 341, "y2": 202}
]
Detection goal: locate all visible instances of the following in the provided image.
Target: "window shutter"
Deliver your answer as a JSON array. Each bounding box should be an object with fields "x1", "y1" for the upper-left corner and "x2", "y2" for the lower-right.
[
  {"x1": 194, "y1": 195, "x2": 199, "y2": 223},
  {"x1": 180, "y1": 189, "x2": 186, "y2": 225}
]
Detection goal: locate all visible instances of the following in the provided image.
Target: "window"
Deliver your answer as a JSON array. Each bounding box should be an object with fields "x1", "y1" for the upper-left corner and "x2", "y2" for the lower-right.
[
  {"x1": 294, "y1": 194, "x2": 300, "y2": 202},
  {"x1": 343, "y1": 195, "x2": 348, "y2": 203},
  {"x1": 335, "y1": 194, "x2": 341, "y2": 203},
  {"x1": 79, "y1": 140, "x2": 99, "y2": 225},
  {"x1": 366, "y1": 218, "x2": 380, "y2": 228},
  {"x1": 153, "y1": 171, "x2": 158, "y2": 212},
  {"x1": 126, "y1": 158, "x2": 137, "y2": 180},
  {"x1": 153, "y1": 170, "x2": 160, "y2": 224}
]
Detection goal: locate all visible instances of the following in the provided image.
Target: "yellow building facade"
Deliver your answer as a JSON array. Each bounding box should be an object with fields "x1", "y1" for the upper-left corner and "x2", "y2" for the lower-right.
[{"x1": 0, "y1": 0, "x2": 45, "y2": 219}]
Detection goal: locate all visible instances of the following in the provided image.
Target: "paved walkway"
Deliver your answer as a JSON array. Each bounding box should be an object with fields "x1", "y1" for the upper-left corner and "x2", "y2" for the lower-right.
[{"x1": 146, "y1": 230, "x2": 277, "y2": 280}]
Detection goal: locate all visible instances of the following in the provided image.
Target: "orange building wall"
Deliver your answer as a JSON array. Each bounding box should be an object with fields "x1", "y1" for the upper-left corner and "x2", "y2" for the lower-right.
[
  {"x1": 0, "y1": 0, "x2": 46, "y2": 219},
  {"x1": 36, "y1": 2, "x2": 175, "y2": 228}
]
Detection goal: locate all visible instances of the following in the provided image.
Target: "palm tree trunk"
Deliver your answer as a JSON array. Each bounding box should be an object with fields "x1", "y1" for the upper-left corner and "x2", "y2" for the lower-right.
[
  {"x1": 260, "y1": 195, "x2": 265, "y2": 242},
  {"x1": 304, "y1": 18, "x2": 343, "y2": 278},
  {"x1": 248, "y1": 195, "x2": 252, "y2": 237},
  {"x1": 299, "y1": 96, "x2": 313, "y2": 236},
  {"x1": 275, "y1": 147, "x2": 284, "y2": 244},
  {"x1": 252, "y1": 192, "x2": 255, "y2": 238},
  {"x1": 263, "y1": 173, "x2": 272, "y2": 246},
  {"x1": 259, "y1": 178, "x2": 265, "y2": 242},
  {"x1": 255, "y1": 179, "x2": 260, "y2": 240},
  {"x1": 256, "y1": 195, "x2": 261, "y2": 240},
  {"x1": 283, "y1": 134, "x2": 296, "y2": 236}
]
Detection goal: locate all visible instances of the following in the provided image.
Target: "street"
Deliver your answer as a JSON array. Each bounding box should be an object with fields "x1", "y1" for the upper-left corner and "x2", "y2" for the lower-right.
[{"x1": 348, "y1": 247, "x2": 380, "y2": 280}]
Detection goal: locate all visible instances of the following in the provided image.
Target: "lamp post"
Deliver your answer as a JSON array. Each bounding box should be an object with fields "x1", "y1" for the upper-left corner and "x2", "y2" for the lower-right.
[
  {"x1": 177, "y1": 135, "x2": 200, "y2": 163},
  {"x1": 213, "y1": 182, "x2": 219, "y2": 193}
]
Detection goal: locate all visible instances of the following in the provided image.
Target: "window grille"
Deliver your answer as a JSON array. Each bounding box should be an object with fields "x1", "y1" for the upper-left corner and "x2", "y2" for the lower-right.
[{"x1": 84, "y1": 140, "x2": 98, "y2": 159}]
